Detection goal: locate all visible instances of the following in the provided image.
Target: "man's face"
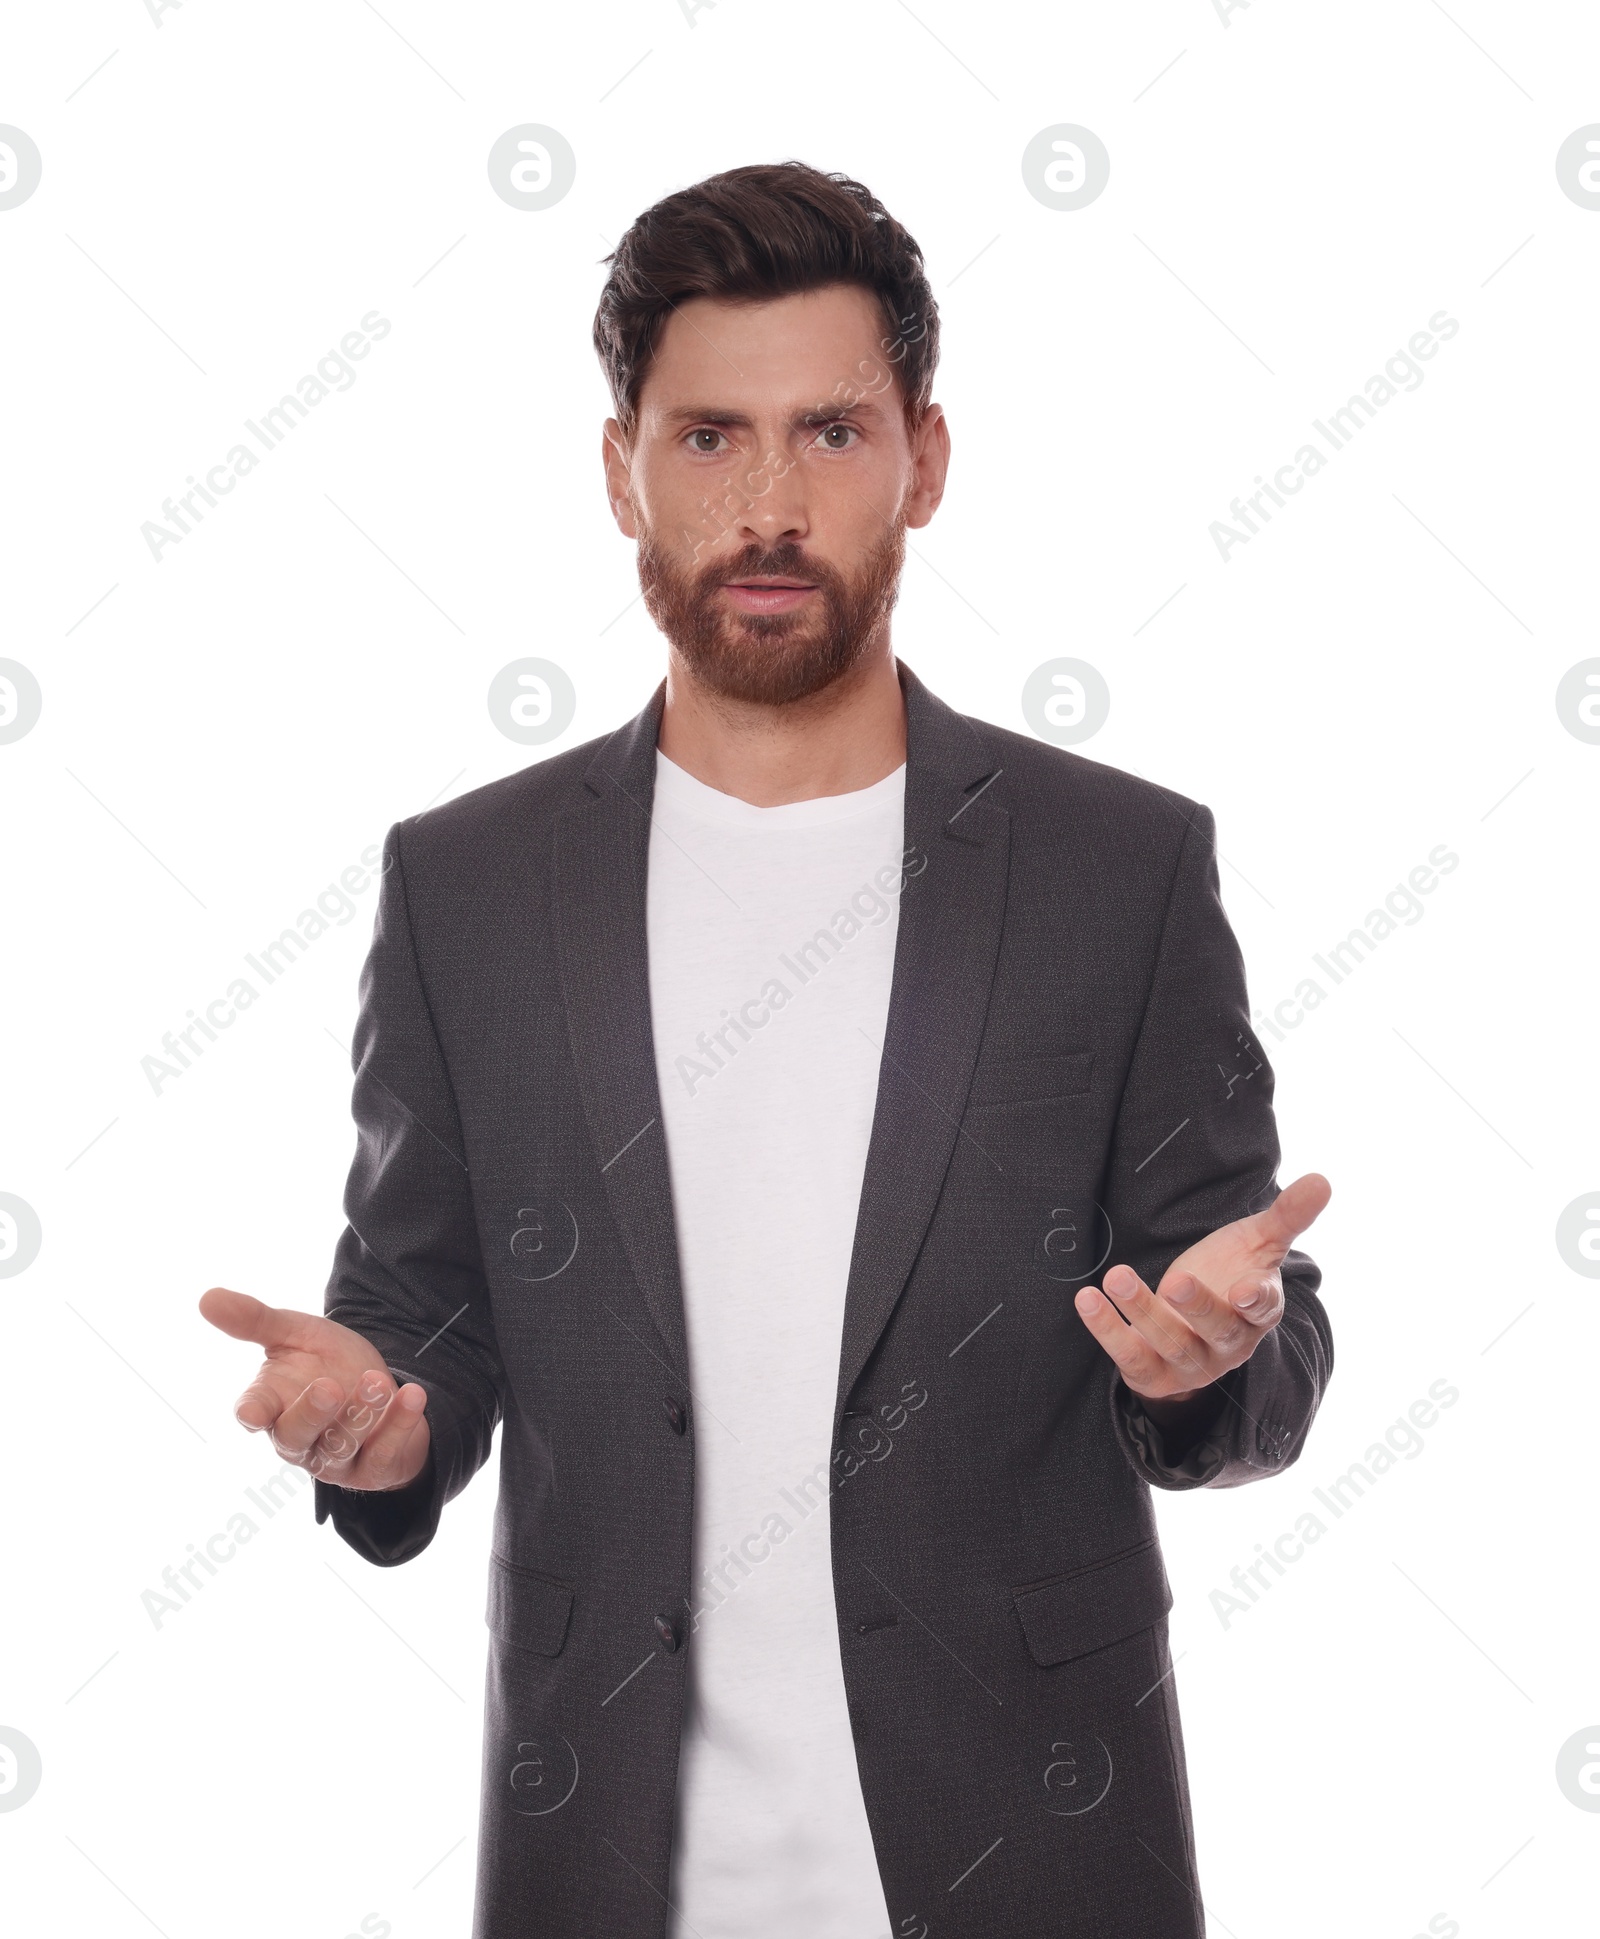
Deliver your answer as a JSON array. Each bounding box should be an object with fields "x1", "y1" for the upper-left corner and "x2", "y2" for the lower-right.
[{"x1": 602, "y1": 283, "x2": 948, "y2": 707}]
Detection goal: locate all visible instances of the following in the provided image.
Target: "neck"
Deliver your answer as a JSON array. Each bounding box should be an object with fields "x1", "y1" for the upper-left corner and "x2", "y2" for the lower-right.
[{"x1": 657, "y1": 640, "x2": 907, "y2": 807}]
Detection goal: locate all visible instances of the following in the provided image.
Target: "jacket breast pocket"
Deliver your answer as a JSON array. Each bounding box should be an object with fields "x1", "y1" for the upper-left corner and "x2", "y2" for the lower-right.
[
  {"x1": 948, "y1": 1050, "x2": 1098, "y2": 1197},
  {"x1": 968, "y1": 1049, "x2": 1095, "y2": 1109},
  {"x1": 486, "y1": 1553, "x2": 575, "y2": 1657},
  {"x1": 1012, "y1": 1537, "x2": 1172, "y2": 1666}
]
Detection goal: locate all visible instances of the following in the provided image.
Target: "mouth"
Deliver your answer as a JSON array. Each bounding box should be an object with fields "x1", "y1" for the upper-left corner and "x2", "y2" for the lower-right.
[{"x1": 719, "y1": 576, "x2": 817, "y2": 615}]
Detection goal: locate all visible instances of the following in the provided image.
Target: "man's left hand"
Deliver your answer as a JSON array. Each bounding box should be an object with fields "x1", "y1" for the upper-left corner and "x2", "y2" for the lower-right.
[{"x1": 1074, "y1": 1172, "x2": 1332, "y2": 1428}]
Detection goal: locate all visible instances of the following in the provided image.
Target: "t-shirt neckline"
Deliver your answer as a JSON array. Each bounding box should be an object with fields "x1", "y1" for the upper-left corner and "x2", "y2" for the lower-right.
[{"x1": 652, "y1": 749, "x2": 907, "y2": 830}]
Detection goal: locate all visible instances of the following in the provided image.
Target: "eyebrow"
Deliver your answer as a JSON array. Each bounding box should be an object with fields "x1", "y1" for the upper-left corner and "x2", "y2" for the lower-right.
[{"x1": 657, "y1": 399, "x2": 890, "y2": 431}]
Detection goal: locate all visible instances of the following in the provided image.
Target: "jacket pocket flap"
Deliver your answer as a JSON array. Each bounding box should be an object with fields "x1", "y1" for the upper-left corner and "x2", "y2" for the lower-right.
[
  {"x1": 969, "y1": 1049, "x2": 1094, "y2": 1107},
  {"x1": 487, "y1": 1555, "x2": 574, "y2": 1657},
  {"x1": 1013, "y1": 1539, "x2": 1172, "y2": 1666}
]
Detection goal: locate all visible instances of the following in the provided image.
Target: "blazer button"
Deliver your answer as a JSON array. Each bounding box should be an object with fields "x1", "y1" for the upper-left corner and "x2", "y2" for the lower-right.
[
  {"x1": 662, "y1": 1396, "x2": 687, "y2": 1435},
  {"x1": 654, "y1": 1613, "x2": 679, "y2": 1652}
]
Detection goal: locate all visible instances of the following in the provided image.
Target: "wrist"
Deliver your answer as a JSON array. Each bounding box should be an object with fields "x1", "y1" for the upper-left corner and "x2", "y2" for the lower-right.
[
  {"x1": 1134, "y1": 1381, "x2": 1228, "y2": 1459},
  {"x1": 1139, "y1": 1385, "x2": 1211, "y2": 1425}
]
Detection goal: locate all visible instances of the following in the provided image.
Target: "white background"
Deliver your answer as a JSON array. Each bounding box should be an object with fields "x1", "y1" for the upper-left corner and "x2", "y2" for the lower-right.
[{"x1": 2, "y1": 1, "x2": 1597, "y2": 1935}]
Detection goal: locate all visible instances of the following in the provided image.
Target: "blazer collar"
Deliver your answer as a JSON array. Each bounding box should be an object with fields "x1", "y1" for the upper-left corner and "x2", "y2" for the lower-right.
[
  {"x1": 579, "y1": 658, "x2": 1002, "y2": 810},
  {"x1": 555, "y1": 659, "x2": 1010, "y2": 1416}
]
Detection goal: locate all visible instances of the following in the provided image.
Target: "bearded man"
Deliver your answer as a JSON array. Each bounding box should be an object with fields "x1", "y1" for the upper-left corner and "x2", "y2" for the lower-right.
[{"x1": 203, "y1": 160, "x2": 1332, "y2": 1939}]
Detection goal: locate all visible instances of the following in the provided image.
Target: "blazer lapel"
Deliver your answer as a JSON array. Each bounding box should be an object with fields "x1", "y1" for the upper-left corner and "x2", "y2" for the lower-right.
[
  {"x1": 551, "y1": 682, "x2": 689, "y2": 1378},
  {"x1": 551, "y1": 664, "x2": 1010, "y2": 1408},
  {"x1": 834, "y1": 662, "x2": 1011, "y2": 1424}
]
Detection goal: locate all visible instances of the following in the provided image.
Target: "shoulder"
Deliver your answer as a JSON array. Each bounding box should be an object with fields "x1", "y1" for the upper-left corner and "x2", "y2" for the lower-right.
[
  {"x1": 958, "y1": 712, "x2": 1212, "y2": 863},
  {"x1": 386, "y1": 732, "x2": 606, "y2": 873}
]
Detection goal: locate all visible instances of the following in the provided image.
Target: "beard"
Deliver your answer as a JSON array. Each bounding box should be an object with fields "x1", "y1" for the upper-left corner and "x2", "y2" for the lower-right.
[{"x1": 635, "y1": 511, "x2": 907, "y2": 708}]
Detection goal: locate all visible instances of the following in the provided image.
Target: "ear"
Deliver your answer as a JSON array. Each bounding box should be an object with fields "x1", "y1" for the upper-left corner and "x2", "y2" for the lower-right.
[
  {"x1": 602, "y1": 418, "x2": 638, "y2": 538},
  {"x1": 904, "y1": 404, "x2": 950, "y2": 530}
]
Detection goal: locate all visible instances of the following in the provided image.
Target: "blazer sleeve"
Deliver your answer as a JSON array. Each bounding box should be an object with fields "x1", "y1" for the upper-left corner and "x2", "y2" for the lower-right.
[
  {"x1": 313, "y1": 820, "x2": 504, "y2": 1564},
  {"x1": 1102, "y1": 800, "x2": 1333, "y2": 1491}
]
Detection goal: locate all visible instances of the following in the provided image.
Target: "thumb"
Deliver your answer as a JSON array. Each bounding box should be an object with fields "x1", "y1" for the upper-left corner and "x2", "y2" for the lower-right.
[
  {"x1": 199, "y1": 1286, "x2": 321, "y2": 1352},
  {"x1": 1253, "y1": 1173, "x2": 1332, "y2": 1253}
]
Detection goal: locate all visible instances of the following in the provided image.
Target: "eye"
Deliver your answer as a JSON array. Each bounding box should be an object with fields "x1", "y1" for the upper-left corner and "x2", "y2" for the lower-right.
[
  {"x1": 811, "y1": 421, "x2": 859, "y2": 451},
  {"x1": 685, "y1": 427, "x2": 730, "y2": 455}
]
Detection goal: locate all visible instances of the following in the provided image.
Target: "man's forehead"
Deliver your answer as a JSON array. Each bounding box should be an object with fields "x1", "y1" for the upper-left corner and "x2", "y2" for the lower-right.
[{"x1": 640, "y1": 285, "x2": 894, "y2": 411}]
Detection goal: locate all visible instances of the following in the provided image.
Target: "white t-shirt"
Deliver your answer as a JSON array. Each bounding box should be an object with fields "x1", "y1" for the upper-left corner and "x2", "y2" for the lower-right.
[{"x1": 646, "y1": 748, "x2": 906, "y2": 1939}]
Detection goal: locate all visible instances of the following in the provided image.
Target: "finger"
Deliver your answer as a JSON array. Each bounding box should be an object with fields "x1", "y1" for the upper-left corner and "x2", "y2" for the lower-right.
[
  {"x1": 1084, "y1": 1266, "x2": 1213, "y2": 1394},
  {"x1": 1104, "y1": 1263, "x2": 1215, "y2": 1388},
  {"x1": 269, "y1": 1376, "x2": 349, "y2": 1466},
  {"x1": 1161, "y1": 1268, "x2": 1278, "y2": 1355},
  {"x1": 305, "y1": 1368, "x2": 427, "y2": 1485},
  {"x1": 1225, "y1": 1268, "x2": 1284, "y2": 1330},
  {"x1": 200, "y1": 1287, "x2": 323, "y2": 1354},
  {"x1": 233, "y1": 1368, "x2": 301, "y2": 1432},
  {"x1": 1251, "y1": 1173, "x2": 1331, "y2": 1254},
  {"x1": 314, "y1": 1367, "x2": 406, "y2": 1470},
  {"x1": 346, "y1": 1383, "x2": 431, "y2": 1490},
  {"x1": 1074, "y1": 1285, "x2": 1174, "y2": 1393}
]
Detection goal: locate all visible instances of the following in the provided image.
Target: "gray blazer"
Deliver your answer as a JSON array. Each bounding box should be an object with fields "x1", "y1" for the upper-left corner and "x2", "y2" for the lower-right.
[{"x1": 316, "y1": 662, "x2": 1331, "y2": 1938}]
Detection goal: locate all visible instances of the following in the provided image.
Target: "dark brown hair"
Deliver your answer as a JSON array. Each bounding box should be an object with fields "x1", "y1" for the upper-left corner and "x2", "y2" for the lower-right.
[{"x1": 593, "y1": 160, "x2": 939, "y2": 443}]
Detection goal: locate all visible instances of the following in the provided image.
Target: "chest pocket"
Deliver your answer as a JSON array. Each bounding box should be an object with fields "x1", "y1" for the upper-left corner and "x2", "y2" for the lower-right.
[
  {"x1": 947, "y1": 1049, "x2": 1098, "y2": 1198},
  {"x1": 967, "y1": 1049, "x2": 1094, "y2": 1108}
]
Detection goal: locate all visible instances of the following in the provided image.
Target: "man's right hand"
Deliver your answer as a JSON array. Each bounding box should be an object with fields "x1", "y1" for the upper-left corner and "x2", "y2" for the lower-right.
[{"x1": 199, "y1": 1288, "x2": 432, "y2": 1491}]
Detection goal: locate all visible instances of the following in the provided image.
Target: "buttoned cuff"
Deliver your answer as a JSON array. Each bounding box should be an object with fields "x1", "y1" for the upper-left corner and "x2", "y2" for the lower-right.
[{"x1": 1112, "y1": 1369, "x2": 1239, "y2": 1489}]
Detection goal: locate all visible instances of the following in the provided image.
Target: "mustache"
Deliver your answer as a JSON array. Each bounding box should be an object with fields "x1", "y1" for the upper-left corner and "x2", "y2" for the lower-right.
[{"x1": 704, "y1": 543, "x2": 828, "y2": 588}]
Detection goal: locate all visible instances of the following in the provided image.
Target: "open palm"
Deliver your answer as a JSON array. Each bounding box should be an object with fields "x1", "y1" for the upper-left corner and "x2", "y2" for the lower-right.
[
  {"x1": 199, "y1": 1287, "x2": 432, "y2": 1490},
  {"x1": 1075, "y1": 1173, "x2": 1332, "y2": 1403}
]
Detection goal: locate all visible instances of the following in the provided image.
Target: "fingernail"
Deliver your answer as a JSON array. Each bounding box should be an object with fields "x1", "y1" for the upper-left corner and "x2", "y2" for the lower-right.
[
  {"x1": 1168, "y1": 1278, "x2": 1197, "y2": 1305},
  {"x1": 360, "y1": 1372, "x2": 385, "y2": 1402}
]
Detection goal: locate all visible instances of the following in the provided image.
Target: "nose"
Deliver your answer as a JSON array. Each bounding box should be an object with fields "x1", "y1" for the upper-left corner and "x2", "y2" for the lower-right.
[{"x1": 730, "y1": 450, "x2": 810, "y2": 549}]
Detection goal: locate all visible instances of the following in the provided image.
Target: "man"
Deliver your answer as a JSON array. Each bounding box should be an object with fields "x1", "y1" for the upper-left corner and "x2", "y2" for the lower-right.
[{"x1": 202, "y1": 161, "x2": 1332, "y2": 1939}]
